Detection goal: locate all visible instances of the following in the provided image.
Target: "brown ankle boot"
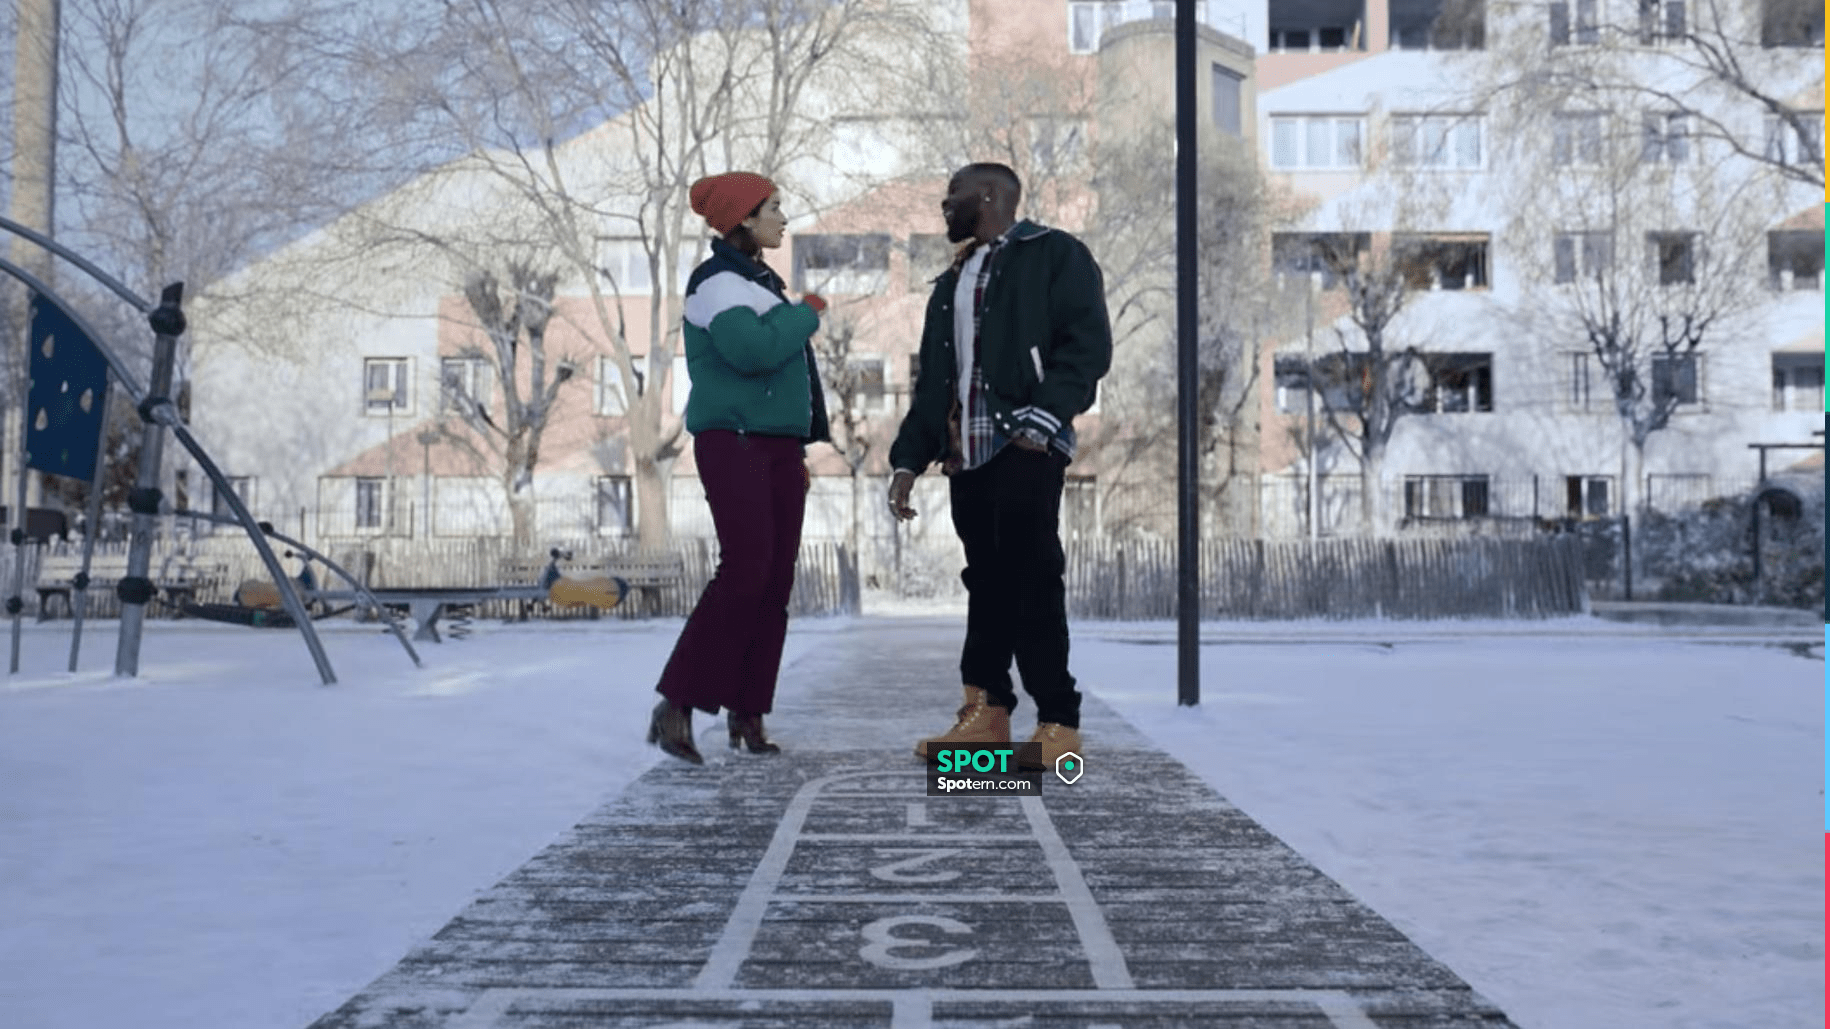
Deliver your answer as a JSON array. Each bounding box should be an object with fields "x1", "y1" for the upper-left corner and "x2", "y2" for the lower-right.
[
  {"x1": 914, "y1": 686, "x2": 1011, "y2": 759},
  {"x1": 1019, "y1": 722, "x2": 1082, "y2": 771},
  {"x1": 646, "y1": 698, "x2": 704, "y2": 765},
  {"x1": 727, "y1": 712, "x2": 781, "y2": 754}
]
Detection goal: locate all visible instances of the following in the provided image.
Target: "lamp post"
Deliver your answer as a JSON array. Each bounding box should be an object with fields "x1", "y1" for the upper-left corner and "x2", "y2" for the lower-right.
[
  {"x1": 416, "y1": 428, "x2": 438, "y2": 540},
  {"x1": 1305, "y1": 273, "x2": 1318, "y2": 541}
]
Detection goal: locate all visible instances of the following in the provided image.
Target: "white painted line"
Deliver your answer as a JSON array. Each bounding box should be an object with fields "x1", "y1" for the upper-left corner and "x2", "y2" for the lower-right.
[
  {"x1": 890, "y1": 989, "x2": 933, "y2": 1029},
  {"x1": 798, "y1": 833, "x2": 1033, "y2": 842},
  {"x1": 445, "y1": 988, "x2": 516, "y2": 1029},
  {"x1": 460, "y1": 987, "x2": 1389, "y2": 1002},
  {"x1": 764, "y1": 892, "x2": 1063, "y2": 904},
  {"x1": 697, "y1": 769, "x2": 955, "y2": 990},
  {"x1": 905, "y1": 802, "x2": 930, "y2": 828},
  {"x1": 449, "y1": 987, "x2": 1390, "y2": 1028},
  {"x1": 1019, "y1": 795, "x2": 1135, "y2": 990},
  {"x1": 1315, "y1": 994, "x2": 1386, "y2": 1029},
  {"x1": 692, "y1": 769, "x2": 837, "y2": 989}
]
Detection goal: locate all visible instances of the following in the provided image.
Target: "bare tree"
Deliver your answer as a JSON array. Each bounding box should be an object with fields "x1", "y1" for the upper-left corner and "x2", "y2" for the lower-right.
[
  {"x1": 1490, "y1": 80, "x2": 1780, "y2": 530},
  {"x1": 445, "y1": 262, "x2": 567, "y2": 549},
  {"x1": 300, "y1": 0, "x2": 949, "y2": 549},
  {"x1": 1084, "y1": 109, "x2": 1283, "y2": 538},
  {"x1": 806, "y1": 306, "x2": 878, "y2": 562},
  {"x1": 1482, "y1": 0, "x2": 1824, "y2": 190}
]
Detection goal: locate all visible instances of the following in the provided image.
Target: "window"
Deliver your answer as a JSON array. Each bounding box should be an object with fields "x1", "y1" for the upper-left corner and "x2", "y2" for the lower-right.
[
  {"x1": 596, "y1": 355, "x2": 642, "y2": 416},
  {"x1": 1761, "y1": 0, "x2": 1824, "y2": 46},
  {"x1": 1274, "y1": 355, "x2": 1313, "y2": 413},
  {"x1": 1765, "y1": 113, "x2": 1824, "y2": 167},
  {"x1": 1063, "y1": 476, "x2": 1099, "y2": 539},
  {"x1": 1296, "y1": 352, "x2": 1372, "y2": 412},
  {"x1": 1269, "y1": 0, "x2": 1366, "y2": 53},
  {"x1": 363, "y1": 357, "x2": 409, "y2": 415},
  {"x1": 1565, "y1": 475, "x2": 1613, "y2": 518},
  {"x1": 1767, "y1": 231, "x2": 1824, "y2": 290},
  {"x1": 1651, "y1": 353, "x2": 1700, "y2": 406},
  {"x1": 1269, "y1": 115, "x2": 1364, "y2": 170},
  {"x1": 1772, "y1": 356, "x2": 1825, "y2": 410},
  {"x1": 439, "y1": 357, "x2": 491, "y2": 415},
  {"x1": 1394, "y1": 234, "x2": 1490, "y2": 290},
  {"x1": 1419, "y1": 353, "x2": 1494, "y2": 412},
  {"x1": 1637, "y1": 0, "x2": 1686, "y2": 43},
  {"x1": 1403, "y1": 475, "x2": 1491, "y2": 518},
  {"x1": 355, "y1": 477, "x2": 388, "y2": 530},
  {"x1": 212, "y1": 476, "x2": 253, "y2": 517},
  {"x1": 1212, "y1": 65, "x2": 1243, "y2": 137},
  {"x1": 1550, "y1": 0, "x2": 1599, "y2": 44},
  {"x1": 1647, "y1": 232, "x2": 1697, "y2": 285},
  {"x1": 1390, "y1": 114, "x2": 1484, "y2": 169},
  {"x1": 846, "y1": 355, "x2": 889, "y2": 415},
  {"x1": 907, "y1": 352, "x2": 923, "y2": 391},
  {"x1": 793, "y1": 234, "x2": 892, "y2": 295},
  {"x1": 1553, "y1": 231, "x2": 1614, "y2": 284},
  {"x1": 1067, "y1": 0, "x2": 1189, "y2": 54},
  {"x1": 1552, "y1": 112, "x2": 1604, "y2": 166},
  {"x1": 1391, "y1": 0, "x2": 1485, "y2": 49},
  {"x1": 1273, "y1": 232, "x2": 1370, "y2": 290},
  {"x1": 595, "y1": 476, "x2": 634, "y2": 536},
  {"x1": 1641, "y1": 112, "x2": 1690, "y2": 163},
  {"x1": 1028, "y1": 117, "x2": 1086, "y2": 175},
  {"x1": 1566, "y1": 352, "x2": 1595, "y2": 409}
]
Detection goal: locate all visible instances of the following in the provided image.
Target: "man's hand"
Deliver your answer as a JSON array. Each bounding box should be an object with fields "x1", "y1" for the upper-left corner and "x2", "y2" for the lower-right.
[
  {"x1": 887, "y1": 469, "x2": 917, "y2": 521},
  {"x1": 1011, "y1": 427, "x2": 1050, "y2": 453}
]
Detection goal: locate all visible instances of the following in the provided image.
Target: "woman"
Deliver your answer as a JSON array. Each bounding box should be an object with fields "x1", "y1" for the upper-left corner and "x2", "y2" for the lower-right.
[{"x1": 647, "y1": 171, "x2": 831, "y2": 764}]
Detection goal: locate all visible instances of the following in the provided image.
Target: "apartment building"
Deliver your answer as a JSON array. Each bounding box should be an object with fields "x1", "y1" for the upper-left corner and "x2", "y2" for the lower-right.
[
  {"x1": 1246, "y1": 0, "x2": 1823, "y2": 535},
  {"x1": 186, "y1": 0, "x2": 1821, "y2": 556}
]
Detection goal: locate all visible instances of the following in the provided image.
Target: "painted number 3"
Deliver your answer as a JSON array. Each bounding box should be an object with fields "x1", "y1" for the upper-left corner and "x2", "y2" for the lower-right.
[{"x1": 857, "y1": 915, "x2": 978, "y2": 970}]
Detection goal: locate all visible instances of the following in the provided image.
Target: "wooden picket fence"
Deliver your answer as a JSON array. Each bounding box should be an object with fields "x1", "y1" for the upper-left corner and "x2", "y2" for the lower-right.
[
  {"x1": 12, "y1": 537, "x2": 862, "y2": 621},
  {"x1": 8, "y1": 535, "x2": 1582, "y2": 622},
  {"x1": 1065, "y1": 536, "x2": 1588, "y2": 620}
]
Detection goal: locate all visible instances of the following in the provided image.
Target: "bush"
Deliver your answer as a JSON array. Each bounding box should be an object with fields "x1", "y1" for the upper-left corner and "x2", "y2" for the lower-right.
[{"x1": 1641, "y1": 494, "x2": 1824, "y2": 610}]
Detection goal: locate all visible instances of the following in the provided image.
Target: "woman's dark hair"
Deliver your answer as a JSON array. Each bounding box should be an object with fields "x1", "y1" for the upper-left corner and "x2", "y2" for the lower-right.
[{"x1": 723, "y1": 197, "x2": 770, "y2": 258}]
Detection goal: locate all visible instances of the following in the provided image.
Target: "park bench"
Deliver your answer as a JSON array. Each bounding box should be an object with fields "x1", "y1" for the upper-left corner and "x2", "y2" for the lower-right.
[
  {"x1": 35, "y1": 552, "x2": 227, "y2": 621},
  {"x1": 497, "y1": 548, "x2": 687, "y2": 618}
]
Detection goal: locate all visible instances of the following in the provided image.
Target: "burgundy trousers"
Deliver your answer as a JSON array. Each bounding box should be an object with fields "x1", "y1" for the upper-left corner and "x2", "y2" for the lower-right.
[{"x1": 655, "y1": 430, "x2": 806, "y2": 715}]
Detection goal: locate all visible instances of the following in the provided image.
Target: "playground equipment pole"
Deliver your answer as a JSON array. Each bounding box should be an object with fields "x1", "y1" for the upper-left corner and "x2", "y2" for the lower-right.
[
  {"x1": 70, "y1": 389, "x2": 110, "y2": 672},
  {"x1": 0, "y1": 248, "x2": 338, "y2": 684},
  {"x1": 7, "y1": 310, "x2": 33, "y2": 674},
  {"x1": 114, "y1": 286, "x2": 183, "y2": 677}
]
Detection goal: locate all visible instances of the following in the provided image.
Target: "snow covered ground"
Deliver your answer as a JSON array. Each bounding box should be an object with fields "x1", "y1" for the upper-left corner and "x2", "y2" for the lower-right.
[{"x1": 0, "y1": 613, "x2": 1819, "y2": 1029}]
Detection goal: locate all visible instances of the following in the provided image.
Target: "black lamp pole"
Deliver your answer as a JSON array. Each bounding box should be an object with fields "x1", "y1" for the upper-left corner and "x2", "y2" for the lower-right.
[{"x1": 1175, "y1": 0, "x2": 1199, "y2": 705}]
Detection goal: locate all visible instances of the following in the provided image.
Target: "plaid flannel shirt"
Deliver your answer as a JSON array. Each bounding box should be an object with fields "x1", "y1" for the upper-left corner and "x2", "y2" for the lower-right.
[{"x1": 951, "y1": 235, "x2": 1076, "y2": 473}]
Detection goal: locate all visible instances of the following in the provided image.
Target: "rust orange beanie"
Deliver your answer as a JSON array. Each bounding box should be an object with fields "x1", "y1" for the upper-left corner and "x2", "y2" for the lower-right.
[{"x1": 689, "y1": 172, "x2": 776, "y2": 235}]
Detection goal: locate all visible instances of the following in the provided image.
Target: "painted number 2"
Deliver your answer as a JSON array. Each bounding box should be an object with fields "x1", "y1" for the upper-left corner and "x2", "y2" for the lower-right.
[{"x1": 857, "y1": 915, "x2": 978, "y2": 970}]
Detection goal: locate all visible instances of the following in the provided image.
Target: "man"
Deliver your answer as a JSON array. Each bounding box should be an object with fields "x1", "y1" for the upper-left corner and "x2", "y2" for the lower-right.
[{"x1": 888, "y1": 162, "x2": 1112, "y2": 771}]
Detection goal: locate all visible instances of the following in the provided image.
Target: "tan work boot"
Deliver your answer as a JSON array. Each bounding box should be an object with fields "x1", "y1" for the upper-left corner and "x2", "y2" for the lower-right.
[
  {"x1": 1019, "y1": 722, "x2": 1083, "y2": 771},
  {"x1": 913, "y1": 686, "x2": 1011, "y2": 759}
]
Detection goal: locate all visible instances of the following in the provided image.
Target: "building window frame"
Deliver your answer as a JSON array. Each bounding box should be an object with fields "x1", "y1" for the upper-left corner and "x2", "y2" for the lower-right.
[
  {"x1": 362, "y1": 357, "x2": 412, "y2": 416},
  {"x1": 1389, "y1": 113, "x2": 1485, "y2": 170},
  {"x1": 1269, "y1": 114, "x2": 1366, "y2": 171}
]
